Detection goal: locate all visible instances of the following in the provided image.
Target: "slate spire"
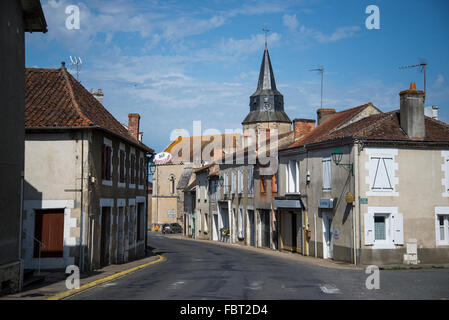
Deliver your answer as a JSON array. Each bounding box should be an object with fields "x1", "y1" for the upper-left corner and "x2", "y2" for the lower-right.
[{"x1": 242, "y1": 46, "x2": 291, "y2": 125}]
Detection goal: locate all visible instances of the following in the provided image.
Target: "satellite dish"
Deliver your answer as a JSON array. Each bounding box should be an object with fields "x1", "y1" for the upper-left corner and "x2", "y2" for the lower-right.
[{"x1": 154, "y1": 152, "x2": 172, "y2": 165}]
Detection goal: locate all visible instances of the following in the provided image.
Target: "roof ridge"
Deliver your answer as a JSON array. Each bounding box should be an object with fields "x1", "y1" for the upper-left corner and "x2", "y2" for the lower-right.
[
  {"x1": 352, "y1": 112, "x2": 394, "y2": 137},
  {"x1": 60, "y1": 67, "x2": 93, "y2": 126}
]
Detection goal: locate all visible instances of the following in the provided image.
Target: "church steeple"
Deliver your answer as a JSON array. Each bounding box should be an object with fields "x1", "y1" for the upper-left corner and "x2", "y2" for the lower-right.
[{"x1": 242, "y1": 46, "x2": 291, "y2": 125}]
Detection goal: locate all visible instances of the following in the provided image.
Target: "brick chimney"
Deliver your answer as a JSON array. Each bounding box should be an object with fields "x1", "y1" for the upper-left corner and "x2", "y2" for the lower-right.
[
  {"x1": 293, "y1": 119, "x2": 315, "y2": 140},
  {"x1": 128, "y1": 113, "x2": 140, "y2": 141},
  {"x1": 90, "y1": 88, "x2": 104, "y2": 104},
  {"x1": 399, "y1": 82, "x2": 425, "y2": 139},
  {"x1": 317, "y1": 108, "x2": 336, "y2": 126}
]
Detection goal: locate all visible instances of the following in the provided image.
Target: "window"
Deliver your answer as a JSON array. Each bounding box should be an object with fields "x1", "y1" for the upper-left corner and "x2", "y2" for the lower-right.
[
  {"x1": 238, "y1": 169, "x2": 243, "y2": 194},
  {"x1": 102, "y1": 143, "x2": 112, "y2": 181},
  {"x1": 248, "y1": 166, "x2": 254, "y2": 195},
  {"x1": 364, "y1": 207, "x2": 403, "y2": 248},
  {"x1": 322, "y1": 157, "x2": 331, "y2": 191},
  {"x1": 366, "y1": 148, "x2": 398, "y2": 196},
  {"x1": 435, "y1": 207, "x2": 449, "y2": 245},
  {"x1": 119, "y1": 149, "x2": 125, "y2": 184},
  {"x1": 139, "y1": 157, "x2": 145, "y2": 186},
  {"x1": 231, "y1": 170, "x2": 236, "y2": 194},
  {"x1": 130, "y1": 153, "x2": 136, "y2": 185},
  {"x1": 169, "y1": 175, "x2": 175, "y2": 194},
  {"x1": 286, "y1": 160, "x2": 300, "y2": 194}
]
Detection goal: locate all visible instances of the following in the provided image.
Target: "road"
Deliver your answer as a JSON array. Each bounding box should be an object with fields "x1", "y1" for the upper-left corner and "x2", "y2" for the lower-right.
[{"x1": 68, "y1": 232, "x2": 449, "y2": 300}]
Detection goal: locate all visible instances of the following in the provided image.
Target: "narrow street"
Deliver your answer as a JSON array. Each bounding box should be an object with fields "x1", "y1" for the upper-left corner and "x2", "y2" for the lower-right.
[{"x1": 67, "y1": 232, "x2": 449, "y2": 300}]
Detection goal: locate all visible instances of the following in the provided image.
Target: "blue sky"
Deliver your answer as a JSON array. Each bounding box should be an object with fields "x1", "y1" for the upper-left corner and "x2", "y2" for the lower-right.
[{"x1": 26, "y1": 0, "x2": 449, "y2": 153}]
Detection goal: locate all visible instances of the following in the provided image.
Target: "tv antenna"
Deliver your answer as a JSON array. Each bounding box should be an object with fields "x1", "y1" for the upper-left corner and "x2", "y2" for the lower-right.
[
  {"x1": 69, "y1": 56, "x2": 82, "y2": 81},
  {"x1": 309, "y1": 65, "x2": 324, "y2": 108},
  {"x1": 398, "y1": 58, "x2": 427, "y2": 98}
]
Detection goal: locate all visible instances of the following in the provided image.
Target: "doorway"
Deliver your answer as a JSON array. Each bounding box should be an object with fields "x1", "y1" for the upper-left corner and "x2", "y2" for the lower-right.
[
  {"x1": 322, "y1": 212, "x2": 333, "y2": 259},
  {"x1": 100, "y1": 206, "x2": 111, "y2": 267},
  {"x1": 34, "y1": 209, "x2": 64, "y2": 258},
  {"x1": 248, "y1": 210, "x2": 255, "y2": 246}
]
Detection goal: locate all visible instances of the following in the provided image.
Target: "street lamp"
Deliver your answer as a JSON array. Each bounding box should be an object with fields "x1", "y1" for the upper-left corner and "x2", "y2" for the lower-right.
[
  {"x1": 149, "y1": 162, "x2": 156, "y2": 176},
  {"x1": 331, "y1": 147, "x2": 353, "y2": 175}
]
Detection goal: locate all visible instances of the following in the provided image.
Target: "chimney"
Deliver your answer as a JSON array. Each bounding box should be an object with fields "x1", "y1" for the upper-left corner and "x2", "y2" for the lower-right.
[
  {"x1": 399, "y1": 82, "x2": 425, "y2": 138},
  {"x1": 128, "y1": 113, "x2": 140, "y2": 141},
  {"x1": 293, "y1": 119, "x2": 315, "y2": 140},
  {"x1": 90, "y1": 88, "x2": 104, "y2": 104},
  {"x1": 317, "y1": 108, "x2": 336, "y2": 126}
]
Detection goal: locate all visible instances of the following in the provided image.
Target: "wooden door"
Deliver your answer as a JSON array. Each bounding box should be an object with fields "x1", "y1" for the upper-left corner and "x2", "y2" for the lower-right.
[{"x1": 34, "y1": 209, "x2": 64, "y2": 258}]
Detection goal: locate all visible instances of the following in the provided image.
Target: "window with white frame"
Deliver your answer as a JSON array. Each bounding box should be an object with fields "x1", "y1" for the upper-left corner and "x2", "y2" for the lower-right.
[
  {"x1": 365, "y1": 148, "x2": 398, "y2": 196},
  {"x1": 248, "y1": 166, "x2": 254, "y2": 196},
  {"x1": 286, "y1": 160, "x2": 300, "y2": 194},
  {"x1": 364, "y1": 207, "x2": 403, "y2": 248},
  {"x1": 435, "y1": 207, "x2": 449, "y2": 246},
  {"x1": 322, "y1": 157, "x2": 331, "y2": 191}
]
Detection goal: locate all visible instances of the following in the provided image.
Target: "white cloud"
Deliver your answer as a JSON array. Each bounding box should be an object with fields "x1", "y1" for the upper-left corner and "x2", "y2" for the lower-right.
[
  {"x1": 299, "y1": 25, "x2": 360, "y2": 43},
  {"x1": 283, "y1": 14, "x2": 299, "y2": 32}
]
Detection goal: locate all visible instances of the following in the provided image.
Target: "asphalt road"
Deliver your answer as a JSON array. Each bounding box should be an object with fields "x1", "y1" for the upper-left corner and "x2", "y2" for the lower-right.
[{"x1": 68, "y1": 232, "x2": 449, "y2": 300}]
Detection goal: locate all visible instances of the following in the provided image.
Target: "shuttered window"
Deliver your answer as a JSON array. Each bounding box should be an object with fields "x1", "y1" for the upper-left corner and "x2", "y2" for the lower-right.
[
  {"x1": 119, "y1": 150, "x2": 125, "y2": 183},
  {"x1": 231, "y1": 170, "x2": 236, "y2": 194},
  {"x1": 370, "y1": 156, "x2": 394, "y2": 191},
  {"x1": 238, "y1": 208, "x2": 244, "y2": 239},
  {"x1": 102, "y1": 144, "x2": 112, "y2": 181},
  {"x1": 130, "y1": 154, "x2": 135, "y2": 184},
  {"x1": 322, "y1": 157, "x2": 331, "y2": 191},
  {"x1": 248, "y1": 166, "x2": 254, "y2": 195},
  {"x1": 364, "y1": 208, "x2": 403, "y2": 247},
  {"x1": 223, "y1": 172, "x2": 228, "y2": 194},
  {"x1": 286, "y1": 160, "x2": 299, "y2": 193},
  {"x1": 238, "y1": 169, "x2": 243, "y2": 194}
]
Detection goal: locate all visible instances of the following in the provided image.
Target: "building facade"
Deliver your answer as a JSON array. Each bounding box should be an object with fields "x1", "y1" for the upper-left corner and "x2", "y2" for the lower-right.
[{"x1": 23, "y1": 65, "x2": 154, "y2": 272}]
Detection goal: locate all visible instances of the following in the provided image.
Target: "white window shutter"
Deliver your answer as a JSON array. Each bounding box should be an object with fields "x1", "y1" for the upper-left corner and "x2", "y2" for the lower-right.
[
  {"x1": 392, "y1": 212, "x2": 404, "y2": 245},
  {"x1": 364, "y1": 213, "x2": 374, "y2": 245},
  {"x1": 295, "y1": 161, "x2": 300, "y2": 193}
]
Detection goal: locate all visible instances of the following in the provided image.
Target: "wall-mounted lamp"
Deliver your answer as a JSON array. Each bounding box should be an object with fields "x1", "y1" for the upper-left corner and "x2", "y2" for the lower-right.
[
  {"x1": 149, "y1": 162, "x2": 156, "y2": 176},
  {"x1": 306, "y1": 170, "x2": 311, "y2": 184},
  {"x1": 331, "y1": 147, "x2": 353, "y2": 175},
  {"x1": 218, "y1": 175, "x2": 224, "y2": 187}
]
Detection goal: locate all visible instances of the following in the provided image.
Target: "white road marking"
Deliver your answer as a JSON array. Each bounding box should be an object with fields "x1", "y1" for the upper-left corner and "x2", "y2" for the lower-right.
[
  {"x1": 168, "y1": 281, "x2": 186, "y2": 290},
  {"x1": 320, "y1": 284, "x2": 341, "y2": 294},
  {"x1": 245, "y1": 281, "x2": 263, "y2": 290}
]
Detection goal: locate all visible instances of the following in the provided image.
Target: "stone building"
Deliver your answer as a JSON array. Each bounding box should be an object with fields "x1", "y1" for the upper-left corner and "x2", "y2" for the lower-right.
[
  {"x1": 276, "y1": 84, "x2": 449, "y2": 265},
  {"x1": 0, "y1": 0, "x2": 47, "y2": 295},
  {"x1": 23, "y1": 64, "x2": 154, "y2": 272}
]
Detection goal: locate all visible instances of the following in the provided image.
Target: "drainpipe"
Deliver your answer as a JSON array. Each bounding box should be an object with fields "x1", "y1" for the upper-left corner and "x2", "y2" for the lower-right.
[
  {"x1": 357, "y1": 141, "x2": 362, "y2": 265},
  {"x1": 79, "y1": 131, "x2": 85, "y2": 272}
]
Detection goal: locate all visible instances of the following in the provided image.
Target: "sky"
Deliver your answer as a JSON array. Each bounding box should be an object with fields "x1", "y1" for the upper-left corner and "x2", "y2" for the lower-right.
[{"x1": 26, "y1": 0, "x2": 449, "y2": 153}]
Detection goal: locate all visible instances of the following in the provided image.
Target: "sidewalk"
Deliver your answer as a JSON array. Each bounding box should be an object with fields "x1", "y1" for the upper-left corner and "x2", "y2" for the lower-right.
[
  {"x1": 165, "y1": 234, "x2": 449, "y2": 271},
  {"x1": 0, "y1": 252, "x2": 165, "y2": 300}
]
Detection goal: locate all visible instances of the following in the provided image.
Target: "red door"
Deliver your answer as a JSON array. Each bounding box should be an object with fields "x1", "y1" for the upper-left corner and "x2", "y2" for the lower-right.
[{"x1": 34, "y1": 209, "x2": 64, "y2": 258}]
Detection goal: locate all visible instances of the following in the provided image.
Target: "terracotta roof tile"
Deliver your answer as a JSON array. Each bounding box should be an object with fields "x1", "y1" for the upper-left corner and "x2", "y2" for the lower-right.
[{"x1": 25, "y1": 66, "x2": 153, "y2": 153}]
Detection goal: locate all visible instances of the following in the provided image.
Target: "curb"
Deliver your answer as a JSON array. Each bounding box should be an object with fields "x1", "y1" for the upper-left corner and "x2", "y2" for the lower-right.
[{"x1": 47, "y1": 254, "x2": 166, "y2": 300}]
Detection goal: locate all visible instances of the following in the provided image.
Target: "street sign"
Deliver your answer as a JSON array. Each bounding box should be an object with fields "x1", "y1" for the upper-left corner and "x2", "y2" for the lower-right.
[
  {"x1": 360, "y1": 198, "x2": 368, "y2": 204},
  {"x1": 167, "y1": 209, "x2": 176, "y2": 218},
  {"x1": 318, "y1": 198, "x2": 333, "y2": 209}
]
